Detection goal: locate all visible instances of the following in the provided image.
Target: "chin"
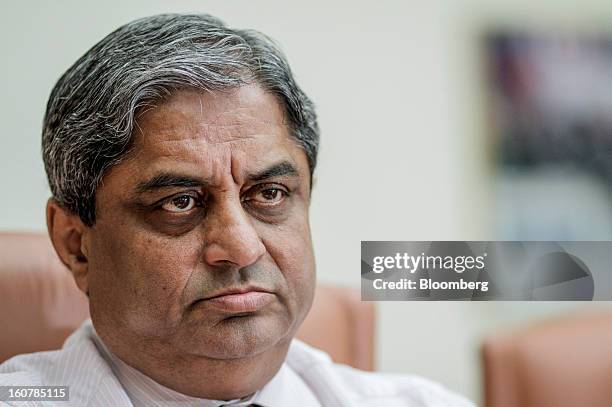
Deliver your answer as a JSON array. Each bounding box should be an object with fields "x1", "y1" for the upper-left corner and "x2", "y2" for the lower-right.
[{"x1": 181, "y1": 313, "x2": 292, "y2": 359}]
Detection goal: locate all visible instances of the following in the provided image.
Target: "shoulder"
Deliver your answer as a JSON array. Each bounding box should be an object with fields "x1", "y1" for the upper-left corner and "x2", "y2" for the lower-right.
[
  {"x1": 287, "y1": 340, "x2": 475, "y2": 407},
  {"x1": 0, "y1": 320, "x2": 104, "y2": 384},
  {"x1": 325, "y1": 365, "x2": 475, "y2": 407},
  {"x1": 0, "y1": 320, "x2": 127, "y2": 406}
]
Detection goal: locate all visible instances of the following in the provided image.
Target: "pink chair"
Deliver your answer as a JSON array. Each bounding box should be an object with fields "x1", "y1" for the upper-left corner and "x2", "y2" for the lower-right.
[{"x1": 482, "y1": 312, "x2": 612, "y2": 407}]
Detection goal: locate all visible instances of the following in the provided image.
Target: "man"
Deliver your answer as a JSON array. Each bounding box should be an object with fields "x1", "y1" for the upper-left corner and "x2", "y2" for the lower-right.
[{"x1": 0, "y1": 14, "x2": 473, "y2": 406}]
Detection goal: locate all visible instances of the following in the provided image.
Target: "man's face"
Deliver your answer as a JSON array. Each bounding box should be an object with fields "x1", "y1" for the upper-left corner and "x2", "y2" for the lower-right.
[{"x1": 85, "y1": 84, "x2": 316, "y2": 360}]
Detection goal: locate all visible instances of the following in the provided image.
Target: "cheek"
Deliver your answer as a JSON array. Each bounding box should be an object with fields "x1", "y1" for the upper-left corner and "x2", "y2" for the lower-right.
[
  {"x1": 88, "y1": 222, "x2": 202, "y2": 332},
  {"x1": 260, "y1": 214, "x2": 316, "y2": 322}
]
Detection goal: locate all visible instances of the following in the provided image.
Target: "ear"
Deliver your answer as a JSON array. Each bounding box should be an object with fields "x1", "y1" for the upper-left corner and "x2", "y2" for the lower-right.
[{"x1": 46, "y1": 198, "x2": 90, "y2": 296}]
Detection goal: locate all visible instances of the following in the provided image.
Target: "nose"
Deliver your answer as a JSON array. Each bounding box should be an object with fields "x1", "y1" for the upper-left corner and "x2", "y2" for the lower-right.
[{"x1": 202, "y1": 200, "x2": 266, "y2": 268}]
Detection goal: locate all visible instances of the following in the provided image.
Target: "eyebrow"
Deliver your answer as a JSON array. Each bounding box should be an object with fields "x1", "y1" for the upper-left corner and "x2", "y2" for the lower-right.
[
  {"x1": 134, "y1": 161, "x2": 299, "y2": 194},
  {"x1": 248, "y1": 161, "x2": 298, "y2": 182},
  {"x1": 135, "y1": 173, "x2": 206, "y2": 194}
]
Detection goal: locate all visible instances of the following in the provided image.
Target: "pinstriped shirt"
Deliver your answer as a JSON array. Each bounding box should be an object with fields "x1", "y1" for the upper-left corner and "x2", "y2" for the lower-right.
[{"x1": 0, "y1": 320, "x2": 475, "y2": 406}]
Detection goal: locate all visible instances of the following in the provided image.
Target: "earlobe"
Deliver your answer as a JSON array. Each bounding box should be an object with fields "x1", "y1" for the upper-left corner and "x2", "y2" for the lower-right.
[{"x1": 46, "y1": 199, "x2": 90, "y2": 295}]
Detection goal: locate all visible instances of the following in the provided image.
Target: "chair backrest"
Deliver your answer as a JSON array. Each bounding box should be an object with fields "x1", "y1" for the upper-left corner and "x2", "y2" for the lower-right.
[
  {"x1": 482, "y1": 312, "x2": 612, "y2": 407},
  {"x1": 0, "y1": 232, "x2": 374, "y2": 370}
]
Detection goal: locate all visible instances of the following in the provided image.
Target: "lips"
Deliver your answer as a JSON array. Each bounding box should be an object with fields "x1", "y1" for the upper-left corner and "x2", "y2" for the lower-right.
[{"x1": 193, "y1": 287, "x2": 275, "y2": 313}]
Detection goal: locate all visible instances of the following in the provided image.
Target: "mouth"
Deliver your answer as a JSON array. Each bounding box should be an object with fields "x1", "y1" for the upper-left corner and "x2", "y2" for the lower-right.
[{"x1": 192, "y1": 287, "x2": 275, "y2": 313}]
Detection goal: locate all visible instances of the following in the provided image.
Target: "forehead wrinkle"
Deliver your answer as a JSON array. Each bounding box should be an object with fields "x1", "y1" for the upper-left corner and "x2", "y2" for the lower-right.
[
  {"x1": 127, "y1": 85, "x2": 300, "y2": 187},
  {"x1": 139, "y1": 116, "x2": 285, "y2": 146},
  {"x1": 206, "y1": 105, "x2": 285, "y2": 126},
  {"x1": 135, "y1": 86, "x2": 290, "y2": 146},
  {"x1": 197, "y1": 117, "x2": 287, "y2": 145},
  {"x1": 137, "y1": 121, "x2": 268, "y2": 150},
  {"x1": 193, "y1": 87, "x2": 289, "y2": 128},
  {"x1": 230, "y1": 150, "x2": 243, "y2": 186}
]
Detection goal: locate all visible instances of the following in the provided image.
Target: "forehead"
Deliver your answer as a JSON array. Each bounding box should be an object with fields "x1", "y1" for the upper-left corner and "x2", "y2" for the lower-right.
[{"x1": 128, "y1": 84, "x2": 301, "y2": 178}]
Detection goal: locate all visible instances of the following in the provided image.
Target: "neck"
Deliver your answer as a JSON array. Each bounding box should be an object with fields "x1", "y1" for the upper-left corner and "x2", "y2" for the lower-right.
[{"x1": 95, "y1": 329, "x2": 291, "y2": 400}]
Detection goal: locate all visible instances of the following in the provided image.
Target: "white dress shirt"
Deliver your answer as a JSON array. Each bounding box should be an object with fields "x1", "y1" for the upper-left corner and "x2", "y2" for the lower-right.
[{"x1": 0, "y1": 320, "x2": 474, "y2": 406}]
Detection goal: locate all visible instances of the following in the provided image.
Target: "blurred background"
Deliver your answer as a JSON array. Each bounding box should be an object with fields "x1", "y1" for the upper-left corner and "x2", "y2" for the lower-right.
[{"x1": 2, "y1": 0, "x2": 612, "y2": 405}]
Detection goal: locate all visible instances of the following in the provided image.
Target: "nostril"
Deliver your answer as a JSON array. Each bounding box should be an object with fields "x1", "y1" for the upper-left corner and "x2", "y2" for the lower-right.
[
  {"x1": 202, "y1": 236, "x2": 265, "y2": 268},
  {"x1": 201, "y1": 204, "x2": 265, "y2": 267}
]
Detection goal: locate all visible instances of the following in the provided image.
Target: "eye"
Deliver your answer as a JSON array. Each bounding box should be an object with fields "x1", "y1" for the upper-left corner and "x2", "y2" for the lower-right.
[
  {"x1": 248, "y1": 187, "x2": 287, "y2": 205},
  {"x1": 161, "y1": 195, "x2": 198, "y2": 213},
  {"x1": 260, "y1": 188, "x2": 282, "y2": 201}
]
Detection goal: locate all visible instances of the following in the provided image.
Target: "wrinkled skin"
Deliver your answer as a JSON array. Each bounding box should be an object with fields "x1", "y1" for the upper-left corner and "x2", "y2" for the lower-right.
[{"x1": 47, "y1": 84, "x2": 316, "y2": 399}]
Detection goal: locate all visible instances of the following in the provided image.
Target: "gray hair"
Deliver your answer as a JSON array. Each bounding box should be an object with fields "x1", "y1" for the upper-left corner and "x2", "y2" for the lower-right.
[{"x1": 42, "y1": 13, "x2": 319, "y2": 226}]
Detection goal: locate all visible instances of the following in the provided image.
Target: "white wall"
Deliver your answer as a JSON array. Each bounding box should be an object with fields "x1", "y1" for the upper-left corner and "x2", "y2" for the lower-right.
[{"x1": 3, "y1": 1, "x2": 612, "y2": 404}]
